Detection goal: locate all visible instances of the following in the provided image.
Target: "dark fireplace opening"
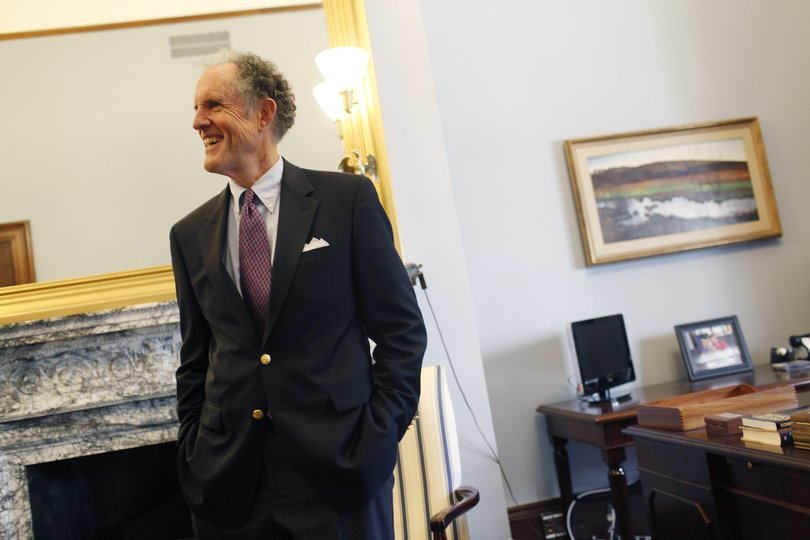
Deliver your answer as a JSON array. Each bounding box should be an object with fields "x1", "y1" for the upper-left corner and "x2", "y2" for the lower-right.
[{"x1": 26, "y1": 441, "x2": 193, "y2": 540}]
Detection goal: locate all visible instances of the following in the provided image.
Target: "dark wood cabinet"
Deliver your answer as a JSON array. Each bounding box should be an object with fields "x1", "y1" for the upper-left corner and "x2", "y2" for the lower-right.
[{"x1": 627, "y1": 425, "x2": 810, "y2": 540}]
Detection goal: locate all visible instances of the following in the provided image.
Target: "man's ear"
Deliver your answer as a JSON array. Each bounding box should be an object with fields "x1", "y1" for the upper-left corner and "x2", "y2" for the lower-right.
[{"x1": 258, "y1": 97, "x2": 278, "y2": 130}]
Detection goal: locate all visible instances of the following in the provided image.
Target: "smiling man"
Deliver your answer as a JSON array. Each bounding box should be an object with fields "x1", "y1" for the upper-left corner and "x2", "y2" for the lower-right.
[{"x1": 169, "y1": 50, "x2": 426, "y2": 539}]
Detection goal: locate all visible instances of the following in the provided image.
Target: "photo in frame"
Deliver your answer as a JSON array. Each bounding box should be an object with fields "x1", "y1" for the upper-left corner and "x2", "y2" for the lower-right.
[
  {"x1": 564, "y1": 117, "x2": 781, "y2": 266},
  {"x1": 675, "y1": 316, "x2": 753, "y2": 381}
]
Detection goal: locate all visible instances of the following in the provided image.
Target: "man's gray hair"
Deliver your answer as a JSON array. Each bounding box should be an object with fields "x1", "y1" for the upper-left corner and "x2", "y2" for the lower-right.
[{"x1": 205, "y1": 49, "x2": 297, "y2": 141}]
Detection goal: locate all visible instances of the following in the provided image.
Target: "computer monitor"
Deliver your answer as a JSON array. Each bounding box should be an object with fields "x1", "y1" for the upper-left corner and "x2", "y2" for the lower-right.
[{"x1": 569, "y1": 314, "x2": 635, "y2": 403}]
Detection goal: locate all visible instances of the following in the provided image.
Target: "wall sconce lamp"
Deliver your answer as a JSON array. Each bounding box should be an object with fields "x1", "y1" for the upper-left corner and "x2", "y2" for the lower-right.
[
  {"x1": 314, "y1": 46, "x2": 369, "y2": 114},
  {"x1": 313, "y1": 46, "x2": 377, "y2": 182},
  {"x1": 312, "y1": 80, "x2": 344, "y2": 140}
]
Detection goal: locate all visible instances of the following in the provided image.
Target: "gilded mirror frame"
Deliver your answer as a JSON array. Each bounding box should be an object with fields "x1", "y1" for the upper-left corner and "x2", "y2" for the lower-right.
[{"x1": 0, "y1": 0, "x2": 398, "y2": 325}]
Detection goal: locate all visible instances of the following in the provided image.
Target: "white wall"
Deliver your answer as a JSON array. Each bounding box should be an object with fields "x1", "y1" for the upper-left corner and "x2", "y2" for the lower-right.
[
  {"x1": 368, "y1": 0, "x2": 810, "y2": 519},
  {"x1": 365, "y1": 2, "x2": 512, "y2": 538}
]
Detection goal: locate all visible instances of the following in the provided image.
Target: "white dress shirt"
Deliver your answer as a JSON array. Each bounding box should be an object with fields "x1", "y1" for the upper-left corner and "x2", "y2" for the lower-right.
[{"x1": 224, "y1": 158, "x2": 283, "y2": 297}]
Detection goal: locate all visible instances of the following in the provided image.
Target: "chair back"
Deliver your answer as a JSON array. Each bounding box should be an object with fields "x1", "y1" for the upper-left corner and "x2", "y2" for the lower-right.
[{"x1": 393, "y1": 365, "x2": 469, "y2": 540}]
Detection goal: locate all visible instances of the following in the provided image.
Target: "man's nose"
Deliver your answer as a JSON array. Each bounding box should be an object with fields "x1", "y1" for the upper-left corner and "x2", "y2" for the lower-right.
[{"x1": 192, "y1": 108, "x2": 208, "y2": 131}]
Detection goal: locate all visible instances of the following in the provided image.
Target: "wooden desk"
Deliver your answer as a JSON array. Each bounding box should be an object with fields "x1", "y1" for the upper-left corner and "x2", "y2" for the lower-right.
[
  {"x1": 535, "y1": 366, "x2": 792, "y2": 540},
  {"x1": 626, "y1": 424, "x2": 810, "y2": 539}
]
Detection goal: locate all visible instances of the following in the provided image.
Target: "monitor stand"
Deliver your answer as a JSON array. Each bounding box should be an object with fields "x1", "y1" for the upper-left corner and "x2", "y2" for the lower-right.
[{"x1": 586, "y1": 389, "x2": 632, "y2": 405}]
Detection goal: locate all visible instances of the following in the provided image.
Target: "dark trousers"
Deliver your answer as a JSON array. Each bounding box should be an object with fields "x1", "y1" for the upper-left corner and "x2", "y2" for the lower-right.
[{"x1": 191, "y1": 422, "x2": 394, "y2": 540}]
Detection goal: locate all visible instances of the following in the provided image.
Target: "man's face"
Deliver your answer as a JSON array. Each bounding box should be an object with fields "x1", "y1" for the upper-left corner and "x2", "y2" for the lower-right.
[{"x1": 192, "y1": 63, "x2": 265, "y2": 186}]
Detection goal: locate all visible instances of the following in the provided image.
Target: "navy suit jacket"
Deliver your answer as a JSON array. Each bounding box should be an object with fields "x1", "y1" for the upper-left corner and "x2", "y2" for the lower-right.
[{"x1": 169, "y1": 160, "x2": 427, "y2": 527}]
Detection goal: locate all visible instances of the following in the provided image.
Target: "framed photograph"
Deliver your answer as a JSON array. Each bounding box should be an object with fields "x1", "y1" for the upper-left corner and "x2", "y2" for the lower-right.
[
  {"x1": 675, "y1": 316, "x2": 753, "y2": 381},
  {"x1": 564, "y1": 117, "x2": 781, "y2": 266},
  {"x1": 0, "y1": 221, "x2": 36, "y2": 287}
]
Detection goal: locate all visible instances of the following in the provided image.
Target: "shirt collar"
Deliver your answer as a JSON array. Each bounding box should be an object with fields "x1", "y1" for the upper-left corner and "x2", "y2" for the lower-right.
[{"x1": 228, "y1": 158, "x2": 284, "y2": 213}]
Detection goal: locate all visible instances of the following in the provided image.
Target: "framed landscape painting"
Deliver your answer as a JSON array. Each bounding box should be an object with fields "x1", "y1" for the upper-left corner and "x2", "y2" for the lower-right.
[{"x1": 564, "y1": 117, "x2": 781, "y2": 265}]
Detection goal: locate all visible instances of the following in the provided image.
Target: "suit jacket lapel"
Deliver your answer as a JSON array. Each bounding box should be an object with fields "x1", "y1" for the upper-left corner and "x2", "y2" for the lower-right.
[
  {"x1": 198, "y1": 187, "x2": 256, "y2": 332},
  {"x1": 264, "y1": 160, "x2": 318, "y2": 340}
]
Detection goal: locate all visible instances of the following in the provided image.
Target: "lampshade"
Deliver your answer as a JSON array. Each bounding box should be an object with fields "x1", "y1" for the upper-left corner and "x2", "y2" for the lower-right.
[
  {"x1": 315, "y1": 46, "x2": 369, "y2": 91},
  {"x1": 313, "y1": 82, "x2": 343, "y2": 122}
]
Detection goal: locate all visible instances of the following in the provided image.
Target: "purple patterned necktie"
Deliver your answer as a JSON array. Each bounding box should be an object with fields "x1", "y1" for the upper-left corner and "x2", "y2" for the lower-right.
[{"x1": 239, "y1": 189, "x2": 272, "y2": 331}]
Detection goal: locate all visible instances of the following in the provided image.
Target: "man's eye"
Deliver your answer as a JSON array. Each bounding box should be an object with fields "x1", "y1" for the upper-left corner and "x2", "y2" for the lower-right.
[{"x1": 194, "y1": 101, "x2": 222, "y2": 111}]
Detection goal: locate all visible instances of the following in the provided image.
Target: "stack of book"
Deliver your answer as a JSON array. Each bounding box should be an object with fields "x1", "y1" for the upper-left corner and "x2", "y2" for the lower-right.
[
  {"x1": 790, "y1": 409, "x2": 810, "y2": 450},
  {"x1": 740, "y1": 411, "x2": 795, "y2": 446}
]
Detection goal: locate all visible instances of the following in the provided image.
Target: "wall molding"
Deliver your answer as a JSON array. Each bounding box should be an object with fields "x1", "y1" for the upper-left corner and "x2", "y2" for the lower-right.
[
  {"x1": 0, "y1": 4, "x2": 321, "y2": 40},
  {"x1": 0, "y1": 266, "x2": 176, "y2": 325}
]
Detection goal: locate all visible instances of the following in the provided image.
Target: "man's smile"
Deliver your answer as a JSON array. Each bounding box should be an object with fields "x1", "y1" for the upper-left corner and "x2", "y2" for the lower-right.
[{"x1": 203, "y1": 136, "x2": 222, "y2": 148}]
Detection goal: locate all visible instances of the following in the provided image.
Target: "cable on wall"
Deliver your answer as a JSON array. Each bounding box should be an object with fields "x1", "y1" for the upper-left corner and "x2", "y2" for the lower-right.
[{"x1": 409, "y1": 264, "x2": 544, "y2": 539}]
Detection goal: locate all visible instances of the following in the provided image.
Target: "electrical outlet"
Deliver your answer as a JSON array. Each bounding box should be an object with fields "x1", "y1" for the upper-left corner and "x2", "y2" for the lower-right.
[{"x1": 540, "y1": 511, "x2": 567, "y2": 539}]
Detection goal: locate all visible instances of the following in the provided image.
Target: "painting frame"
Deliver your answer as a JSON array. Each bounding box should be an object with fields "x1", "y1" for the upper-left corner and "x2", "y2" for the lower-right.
[
  {"x1": 564, "y1": 117, "x2": 781, "y2": 266},
  {"x1": 0, "y1": 221, "x2": 36, "y2": 287},
  {"x1": 675, "y1": 315, "x2": 753, "y2": 381}
]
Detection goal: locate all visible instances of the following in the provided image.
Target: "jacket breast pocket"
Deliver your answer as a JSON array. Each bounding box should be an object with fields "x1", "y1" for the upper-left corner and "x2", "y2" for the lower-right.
[
  {"x1": 299, "y1": 247, "x2": 337, "y2": 265},
  {"x1": 328, "y1": 376, "x2": 372, "y2": 412},
  {"x1": 199, "y1": 401, "x2": 223, "y2": 431}
]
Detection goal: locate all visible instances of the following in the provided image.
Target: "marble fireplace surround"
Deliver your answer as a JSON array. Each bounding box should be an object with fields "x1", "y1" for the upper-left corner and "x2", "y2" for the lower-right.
[{"x1": 0, "y1": 301, "x2": 181, "y2": 539}]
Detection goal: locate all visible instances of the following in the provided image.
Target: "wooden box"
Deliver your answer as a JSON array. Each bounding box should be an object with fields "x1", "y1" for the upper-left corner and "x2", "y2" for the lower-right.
[{"x1": 636, "y1": 384, "x2": 798, "y2": 431}]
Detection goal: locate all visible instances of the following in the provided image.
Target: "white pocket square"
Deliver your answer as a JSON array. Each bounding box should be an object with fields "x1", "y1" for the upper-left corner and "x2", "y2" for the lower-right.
[{"x1": 303, "y1": 237, "x2": 330, "y2": 252}]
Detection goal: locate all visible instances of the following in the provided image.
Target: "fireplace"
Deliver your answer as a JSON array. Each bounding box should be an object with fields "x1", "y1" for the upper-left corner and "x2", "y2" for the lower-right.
[
  {"x1": 0, "y1": 302, "x2": 185, "y2": 539},
  {"x1": 27, "y1": 442, "x2": 191, "y2": 540}
]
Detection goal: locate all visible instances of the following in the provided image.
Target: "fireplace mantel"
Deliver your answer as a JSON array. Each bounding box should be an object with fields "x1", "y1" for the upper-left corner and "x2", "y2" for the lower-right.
[{"x1": 0, "y1": 301, "x2": 181, "y2": 538}]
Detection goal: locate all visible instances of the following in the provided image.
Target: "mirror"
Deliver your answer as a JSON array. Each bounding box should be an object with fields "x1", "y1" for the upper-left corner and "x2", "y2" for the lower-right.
[
  {"x1": 0, "y1": 5, "x2": 341, "y2": 285},
  {"x1": 0, "y1": 0, "x2": 392, "y2": 324}
]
